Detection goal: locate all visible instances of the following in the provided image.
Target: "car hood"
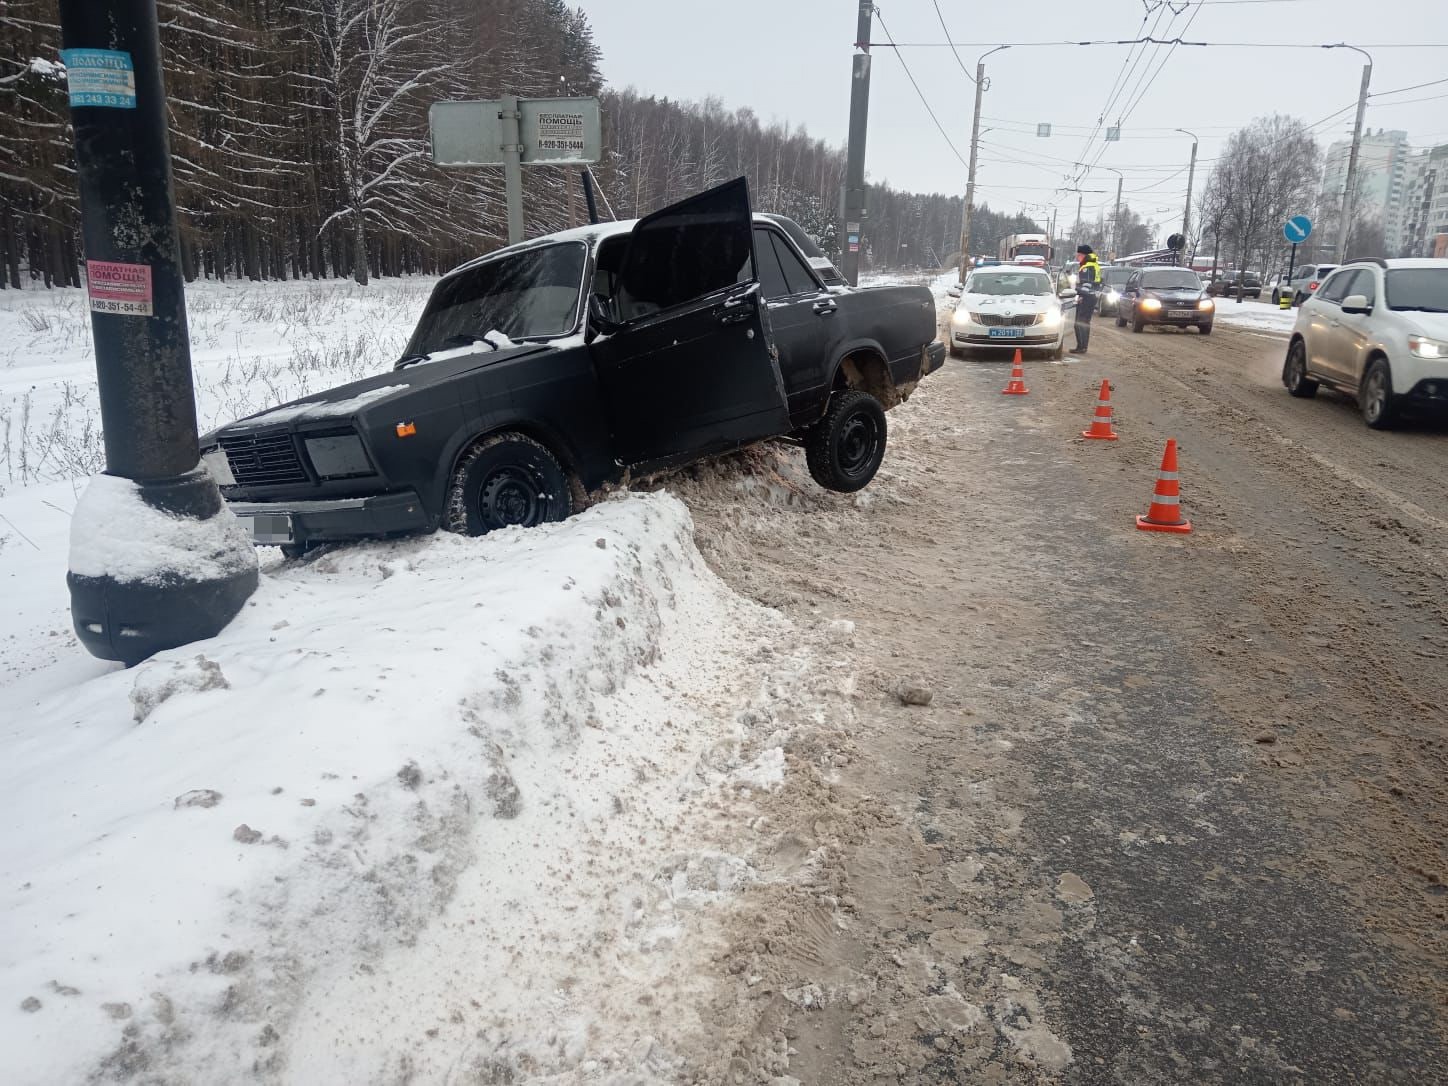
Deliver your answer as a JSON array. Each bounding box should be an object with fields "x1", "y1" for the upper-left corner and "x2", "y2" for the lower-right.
[
  {"x1": 1404, "y1": 311, "x2": 1448, "y2": 339},
  {"x1": 959, "y1": 293, "x2": 1058, "y2": 312},
  {"x1": 210, "y1": 342, "x2": 552, "y2": 436},
  {"x1": 1144, "y1": 289, "x2": 1206, "y2": 302}
]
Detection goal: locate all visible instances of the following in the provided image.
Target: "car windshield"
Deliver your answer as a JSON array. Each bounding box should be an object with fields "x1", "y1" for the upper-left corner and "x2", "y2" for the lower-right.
[
  {"x1": 1103, "y1": 269, "x2": 1133, "y2": 286},
  {"x1": 405, "y1": 242, "x2": 586, "y2": 357},
  {"x1": 1385, "y1": 268, "x2": 1448, "y2": 312},
  {"x1": 1142, "y1": 270, "x2": 1202, "y2": 290},
  {"x1": 968, "y1": 273, "x2": 1052, "y2": 296}
]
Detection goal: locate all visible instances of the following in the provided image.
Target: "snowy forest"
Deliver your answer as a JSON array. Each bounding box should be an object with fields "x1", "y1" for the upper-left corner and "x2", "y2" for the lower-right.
[{"x1": 0, "y1": 0, "x2": 1039, "y2": 288}]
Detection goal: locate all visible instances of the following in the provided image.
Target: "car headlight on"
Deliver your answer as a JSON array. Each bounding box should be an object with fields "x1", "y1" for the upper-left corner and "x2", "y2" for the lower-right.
[
  {"x1": 1105, "y1": 290, "x2": 1121, "y2": 303},
  {"x1": 1409, "y1": 335, "x2": 1446, "y2": 359},
  {"x1": 1041, "y1": 309, "x2": 1063, "y2": 329},
  {"x1": 1198, "y1": 299, "x2": 1215, "y2": 311},
  {"x1": 1140, "y1": 298, "x2": 1162, "y2": 311},
  {"x1": 304, "y1": 432, "x2": 375, "y2": 478}
]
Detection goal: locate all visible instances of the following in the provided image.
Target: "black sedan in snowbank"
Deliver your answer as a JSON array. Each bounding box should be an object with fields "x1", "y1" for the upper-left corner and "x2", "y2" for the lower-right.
[
  {"x1": 1115, "y1": 266, "x2": 1216, "y2": 334},
  {"x1": 202, "y1": 180, "x2": 945, "y2": 554}
]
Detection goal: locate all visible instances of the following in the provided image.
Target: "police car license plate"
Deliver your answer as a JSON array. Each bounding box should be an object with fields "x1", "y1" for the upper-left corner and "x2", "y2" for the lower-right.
[
  {"x1": 988, "y1": 327, "x2": 1025, "y2": 338},
  {"x1": 1169, "y1": 309, "x2": 1197, "y2": 318}
]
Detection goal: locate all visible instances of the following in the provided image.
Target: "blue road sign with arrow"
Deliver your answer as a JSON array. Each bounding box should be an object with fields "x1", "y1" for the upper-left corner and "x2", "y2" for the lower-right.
[{"x1": 1284, "y1": 215, "x2": 1313, "y2": 244}]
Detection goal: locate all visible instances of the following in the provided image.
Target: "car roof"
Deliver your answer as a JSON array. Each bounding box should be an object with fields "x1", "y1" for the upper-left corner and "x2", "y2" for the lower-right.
[
  {"x1": 441, "y1": 213, "x2": 816, "y2": 283},
  {"x1": 1382, "y1": 257, "x2": 1448, "y2": 269}
]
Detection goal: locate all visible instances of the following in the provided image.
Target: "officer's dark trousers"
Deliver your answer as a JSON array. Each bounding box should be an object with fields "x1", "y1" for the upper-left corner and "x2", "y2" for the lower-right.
[{"x1": 1073, "y1": 295, "x2": 1096, "y2": 350}]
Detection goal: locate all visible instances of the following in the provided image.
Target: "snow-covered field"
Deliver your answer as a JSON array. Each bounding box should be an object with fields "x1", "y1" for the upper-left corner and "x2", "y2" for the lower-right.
[
  {"x1": 1211, "y1": 297, "x2": 1299, "y2": 335},
  {"x1": 0, "y1": 278, "x2": 844, "y2": 1082}
]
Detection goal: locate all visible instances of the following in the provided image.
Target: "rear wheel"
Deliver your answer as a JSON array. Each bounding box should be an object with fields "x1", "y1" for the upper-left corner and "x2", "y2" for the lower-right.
[
  {"x1": 805, "y1": 390, "x2": 887, "y2": 493},
  {"x1": 1283, "y1": 340, "x2": 1319, "y2": 398},
  {"x1": 1359, "y1": 358, "x2": 1398, "y2": 430},
  {"x1": 445, "y1": 432, "x2": 573, "y2": 535},
  {"x1": 1116, "y1": 311, "x2": 1127, "y2": 327},
  {"x1": 1271, "y1": 289, "x2": 1281, "y2": 306}
]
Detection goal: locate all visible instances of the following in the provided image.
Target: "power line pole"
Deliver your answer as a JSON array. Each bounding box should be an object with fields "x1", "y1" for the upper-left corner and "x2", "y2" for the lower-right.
[
  {"x1": 840, "y1": 0, "x2": 873, "y2": 286},
  {"x1": 957, "y1": 61, "x2": 986, "y2": 284},
  {"x1": 1178, "y1": 129, "x2": 1199, "y2": 244},
  {"x1": 957, "y1": 45, "x2": 1008, "y2": 284},
  {"x1": 1337, "y1": 51, "x2": 1373, "y2": 262},
  {"x1": 1112, "y1": 174, "x2": 1124, "y2": 258},
  {"x1": 58, "y1": 0, "x2": 257, "y2": 664}
]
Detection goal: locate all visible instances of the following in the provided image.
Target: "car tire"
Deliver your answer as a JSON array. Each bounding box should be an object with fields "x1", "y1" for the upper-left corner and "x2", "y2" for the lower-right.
[
  {"x1": 1198, "y1": 323, "x2": 1213, "y2": 335},
  {"x1": 1283, "y1": 340, "x2": 1319, "y2": 398},
  {"x1": 1292, "y1": 291, "x2": 1305, "y2": 307},
  {"x1": 1116, "y1": 312, "x2": 1127, "y2": 327},
  {"x1": 1271, "y1": 289, "x2": 1281, "y2": 306},
  {"x1": 1051, "y1": 341, "x2": 1065, "y2": 361},
  {"x1": 445, "y1": 432, "x2": 573, "y2": 535},
  {"x1": 948, "y1": 344, "x2": 963, "y2": 359},
  {"x1": 1132, "y1": 316, "x2": 1144, "y2": 333},
  {"x1": 805, "y1": 389, "x2": 887, "y2": 493},
  {"x1": 1359, "y1": 357, "x2": 1398, "y2": 430}
]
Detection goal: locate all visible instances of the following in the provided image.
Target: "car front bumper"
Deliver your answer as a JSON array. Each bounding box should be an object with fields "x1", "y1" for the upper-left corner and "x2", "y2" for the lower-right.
[
  {"x1": 1137, "y1": 309, "x2": 1213, "y2": 326},
  {"x1": 952, "y1": 329, "x2": 1062, "y2": 349},
  {"x1": 1404, "y1": 375, "x2": 1448, "y2": 407},
  {"x1": 226, "y1": 489, "x2": 432, "y2": 547}
]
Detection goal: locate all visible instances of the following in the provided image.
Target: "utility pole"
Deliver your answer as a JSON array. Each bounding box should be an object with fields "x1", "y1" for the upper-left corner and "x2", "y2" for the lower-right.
[
  {"x1": 1075, "y1": 193, "x2": 1084, "y2": 249},
  {"x1": 1178, "y1": 129, "x2": 1199, "y2": 244},
  {"x1": 58, "y1": 0, "x2": 257, "y2": 665},
  {"x1": 957, "y1": 45, "x2": 1009, "y2": 284},
  {"x1": 840, "y1": 0, "x2": 873, "y2": 286},
  {"x1": 957, "y1": 61, "x2": 985, "y2": 284},
  {"x1": 1336, "y1": 47, "x2": 1373, "y2": 262},
  {"x1": 1111, "y1": 172, "x2": 1124, "y2": 259}
]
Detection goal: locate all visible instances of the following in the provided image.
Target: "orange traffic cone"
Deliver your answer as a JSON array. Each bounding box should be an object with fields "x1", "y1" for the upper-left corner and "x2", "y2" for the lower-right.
[
  {"x1": 1001, "y1": 349, "x2": 1028, "y2": 395},
  {"x1": 1081, "y1": 379, "x2": 1119, "y2": 440},
  {"x1": 1136, "y1": 439, "x2": 1192, "y2": 533}
]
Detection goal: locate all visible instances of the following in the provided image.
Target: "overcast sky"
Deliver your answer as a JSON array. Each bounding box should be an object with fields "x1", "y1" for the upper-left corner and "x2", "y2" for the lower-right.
[{"x1": 581, "y1": 0, "x2": 1448, "y2": 232}]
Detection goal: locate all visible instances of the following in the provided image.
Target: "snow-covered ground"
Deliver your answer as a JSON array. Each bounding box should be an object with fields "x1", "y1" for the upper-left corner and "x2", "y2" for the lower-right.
[
  {"x1": 0, "y1": 278, "x2": 844, "y2": 1082},
  {"x1": 1211, "y1": 298, "x2": 1299, "y2": 336}
]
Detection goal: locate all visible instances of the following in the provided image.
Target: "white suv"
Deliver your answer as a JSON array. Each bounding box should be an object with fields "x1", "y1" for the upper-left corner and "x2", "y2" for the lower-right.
[{"x1": 1282, "y1": 258, "x2": 1448, "y2": 428}]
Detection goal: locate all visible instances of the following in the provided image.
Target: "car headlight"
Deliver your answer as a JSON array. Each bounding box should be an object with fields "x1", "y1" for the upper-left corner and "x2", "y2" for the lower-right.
[
  {"x1": 304, "y1": 432, "x2": 374, "y2": 478},
  {"x1": 1140, "y1": 298, "x2": 1162, "y2": 310},
  {"x1": 1042, "y1": 309, "x2": 1063, "y2": 329},
  {"x1": 1409, "y1": 335, "x2": 1446, "y2": 359},
  {"x1": 1198, "y1": 299, "x2": 1215, "y2": 311},
  {"x1": 1106, "y1": 290, "x2": 1120, "y2": 303}
]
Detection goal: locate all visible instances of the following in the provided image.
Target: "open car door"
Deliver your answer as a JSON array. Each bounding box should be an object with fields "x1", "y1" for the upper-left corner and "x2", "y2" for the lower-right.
[{"x1": 590, "y1": 178, "x2": 791, "y2": 468}]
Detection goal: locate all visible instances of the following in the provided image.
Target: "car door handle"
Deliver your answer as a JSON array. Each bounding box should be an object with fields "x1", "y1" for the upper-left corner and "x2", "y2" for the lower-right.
[{"x1": 812, "y1": 299, "x2": 837, "y2": 315}]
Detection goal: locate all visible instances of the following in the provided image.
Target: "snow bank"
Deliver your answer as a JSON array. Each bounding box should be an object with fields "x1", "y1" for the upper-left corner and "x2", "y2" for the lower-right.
[
  {"x1": 1213, "y1": 300, "x2": 1299, "y2": 335},
  {"x1": 68, "y1": 473, "x2": 256, "y2": 584},
  {"x1": 1, "y1": 493, "x2": 800, "y2": 1083}
]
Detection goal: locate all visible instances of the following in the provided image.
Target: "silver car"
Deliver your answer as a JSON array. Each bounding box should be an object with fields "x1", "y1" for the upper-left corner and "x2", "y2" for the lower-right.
[{"x1": 1275, "y1": 262, "x2": 1338, "y2": 307}]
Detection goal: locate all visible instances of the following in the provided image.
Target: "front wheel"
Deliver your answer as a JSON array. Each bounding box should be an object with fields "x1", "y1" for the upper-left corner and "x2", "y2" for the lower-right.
[
  {"x1": 1198, "y1": 323, "x2": 1213, "y2": 335},
  {"x1": 1116, "y1": 311, "x2": 1127, "y2": 327},
  {"x1": 805, "y1": 390, "x2": 887, "y2": 493},
  {"x1": 1283, "y1": 340, "x2": 1319, "y2": 398},
  {"x1": 1360, "y1": 358, "x2": 1398, "y2": 430},
  {"x1": 1132, "y1": 316, "x2": 1144, "y2": 333},
  {"x1": 445, "y1": 432, "x2": 573, "y2": 535}
]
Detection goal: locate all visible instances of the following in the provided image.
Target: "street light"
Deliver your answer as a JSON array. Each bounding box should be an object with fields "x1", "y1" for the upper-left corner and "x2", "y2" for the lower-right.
[
  {"x1": 958, "y1": 45, "x2": 1011, "y2": 282},
  {"x1": 1176, "y1": 128, "x2": 1199, "y2": 253},
  {"x1": 1098, "y1": 166, "x2": 1124, "y2": 257},
  {"x1": 1324, "y1": 43, "x2": 1373, "y2": 262}
]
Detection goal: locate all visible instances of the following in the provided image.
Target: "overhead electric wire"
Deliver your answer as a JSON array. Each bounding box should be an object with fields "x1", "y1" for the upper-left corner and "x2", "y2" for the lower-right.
[
  {"x1": 1371, "y1": 75, "x2": 1448, "y2": 98},
  {"x1": 872, "y1": 9, "x2": 970, "y2": 170},
  {"x1": 931, "y1": 0, "x2": 976, "y2": 85}
]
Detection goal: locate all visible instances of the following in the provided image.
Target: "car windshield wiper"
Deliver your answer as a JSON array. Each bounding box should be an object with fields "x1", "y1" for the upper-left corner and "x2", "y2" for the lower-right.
[{"x1": 396, "y1": 353, "x2": 430, "y2": 369}]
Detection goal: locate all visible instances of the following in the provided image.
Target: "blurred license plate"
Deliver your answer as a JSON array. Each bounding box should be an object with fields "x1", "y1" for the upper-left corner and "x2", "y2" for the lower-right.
[
  {"x1": 1169, "y1": 309, "x2": 1197, "y2": 318},
  {"x1": 238, "y1": 513, "x2": 293, "y2": 545},
  {"x1": 988, "y1": 327, "x2": 1025, "y2": 338}
]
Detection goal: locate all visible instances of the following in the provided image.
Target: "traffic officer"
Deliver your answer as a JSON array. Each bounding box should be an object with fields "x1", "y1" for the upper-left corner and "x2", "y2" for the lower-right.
[{"x1": 1069, "y1": 244, "x2": 1101, "y2": 355}]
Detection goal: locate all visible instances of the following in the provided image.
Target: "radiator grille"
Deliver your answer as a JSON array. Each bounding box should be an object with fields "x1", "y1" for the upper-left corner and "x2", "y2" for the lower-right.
[
  {"x1": 218, "y1": 431, "x2": 308, "y2": 487},
  {"x1": 973, "y1": 312, "x2": 1044, "y2": 327}
]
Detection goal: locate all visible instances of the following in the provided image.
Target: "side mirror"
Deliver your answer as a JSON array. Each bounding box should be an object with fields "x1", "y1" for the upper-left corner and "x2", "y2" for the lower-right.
[
  {"x1": 1341, "y1": 294, "x2": 1372, "y2": 315},
  {"x1": 588, "y1": 293, "x2": 621, "y2": 336},
  {"x1": 1059, "y1": 289, "x2": 1075, "y2": 299}
]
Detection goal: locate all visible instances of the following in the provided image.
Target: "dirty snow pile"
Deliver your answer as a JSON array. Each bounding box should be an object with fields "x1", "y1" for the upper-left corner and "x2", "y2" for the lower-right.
[
  {"x1": 1, "y1": 493, "x2": 805, "y2": 1084},
  {"x1": 1211, "y1": 299, "x2": 1298, "y2": 335}
]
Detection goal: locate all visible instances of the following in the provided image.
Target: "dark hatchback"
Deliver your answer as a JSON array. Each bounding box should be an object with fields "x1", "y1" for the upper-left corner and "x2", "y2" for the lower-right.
[
  {"x1": 1117, "y1": 267, "x2": 1216, "y2": 334},
  {"x1": 1206, "y1": 270, "x2": 1262, "y2": 299}
]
